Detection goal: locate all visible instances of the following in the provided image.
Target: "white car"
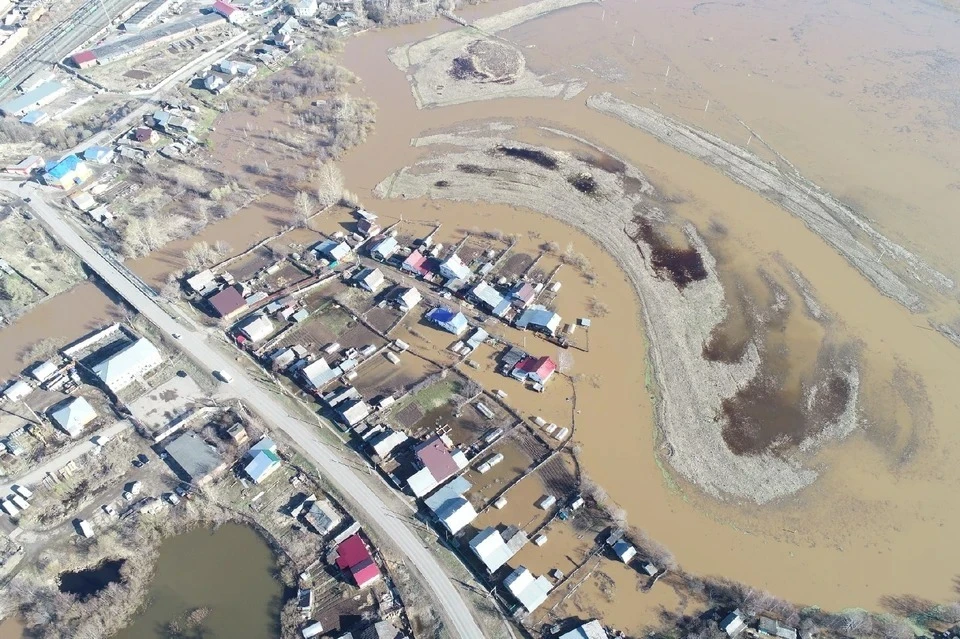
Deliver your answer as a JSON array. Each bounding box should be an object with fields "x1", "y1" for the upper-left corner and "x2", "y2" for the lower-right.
[
  {"x1": 172, "y1": 332, "x2": 181, "y2": 339},
  {"x1": 214, "y1": 370, "x2": 233, "y2": 383},
  {"x1": 102, "y1": 504, "x2": 117, "y2": 517}
]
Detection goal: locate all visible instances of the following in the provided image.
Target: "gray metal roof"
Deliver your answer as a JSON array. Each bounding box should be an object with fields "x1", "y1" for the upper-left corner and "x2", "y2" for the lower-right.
[{"x1": 165, "y1": 432, "x2": 223, "y2": 482}]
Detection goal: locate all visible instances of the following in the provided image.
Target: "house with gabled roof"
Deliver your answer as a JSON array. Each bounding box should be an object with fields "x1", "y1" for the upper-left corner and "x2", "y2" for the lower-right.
[
  {"x1": 49, "y1": 396, "x2": 97, "y2": 437},
  {"x1": 401, "y1": 249, "x2": 430, "y2": 277},
  {"x1": 439, "y1": 253, "x2": 471, "y2": 281},
  {"x1": 334, "y1": 533, "x2": 381, "y2": 588},
  {"x1": 426, "y1": 307, "x2": 468, "y2": 336},
  {"x1": 406, "y1": 434, "x2": 468, "y2": 497},
  {"x1": 92, "y1": 337, "x2": 162, "y2": 393},
  {"x1": 516, "y1": 305, "x2": 562, "y2": 336},
  {"x1": 511, "y1": 355, "x2": 557, "y2": 385},
  {"x1": 244, "y1": 437, "x2": 281, "y2": 483}
]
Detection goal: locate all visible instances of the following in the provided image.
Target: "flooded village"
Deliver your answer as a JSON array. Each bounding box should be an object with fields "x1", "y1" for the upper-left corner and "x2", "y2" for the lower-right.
[{"x1": 0, "y1": 0, "x2": 959, "y2": 637}]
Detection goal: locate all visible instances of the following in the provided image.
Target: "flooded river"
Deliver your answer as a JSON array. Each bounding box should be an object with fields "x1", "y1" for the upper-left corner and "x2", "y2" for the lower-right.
[
  {"x1": 113, "y1": 524, "x2": 282, "y2": 639},
  {"x1": 0, "y1": 0, "x2": 953, "y2": 625}
]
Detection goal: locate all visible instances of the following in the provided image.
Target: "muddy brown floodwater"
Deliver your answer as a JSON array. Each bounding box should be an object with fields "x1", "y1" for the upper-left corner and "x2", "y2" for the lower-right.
[
  {"x1": 332, "y1": 0, "x2": 960, "y2": 613},
  {"x1": 29, "y1": 0, "x2": 955, "y2": 620}
]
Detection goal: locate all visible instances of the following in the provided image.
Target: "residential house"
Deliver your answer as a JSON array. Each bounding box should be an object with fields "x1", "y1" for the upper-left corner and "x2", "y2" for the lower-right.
[
  {"x1": 238, "y1": 314, "x2": 274, "y2": 343},
  {"x1": 366, "y1": 428, "x2": 407, "y2": 460},
  {"x1": 469, "y1": 281, "x2": 510, "y2": 317},
  {"x1": 612, "y1": 539, "x2": 636, "y2": 563},
  {"x1": 720, "y1": 610, "x2": 747, "y2": 637},
  {"x1": 212, "y1": 0, "x2": 244, "y2": 22},
  {"x1": 439, "y1": 253, "x2": 471, "y2": 281},
  {"x1": 465, "y1": 327, "x2": 488, "y2": 351},
  {"x1": 82, "y1": 145, "x2": 114, "y2": 164},
  {"x1": 203, "y1": 73, "x2": 226, "y2": 93},
  {"x1": 393, "y1": 287, "x2": 421, "y2": 312},
  {"x1": 423, "y1": 476, "x2": 476, "y2": 534},
  {"x1": 2, "y1": 379, "x2": 31, "y2": 401},
  {"x1": 369, "y1": 236, "x2": 398, "y2": 261},
  {"x1": 41, "y1": 155, "x2": 91, "y2": 189},
  {"x1": 515, "y1": 305, "x2": 561, "y2": 336},
  {"x1": 334, "y1": 534, "x2": 381, "y2": 588},
  {"x1": 354, "y1": 267, "x2": 384, "y2": 293},
  {"x1": 134, "y1": 126, "x2": 159, "y2": 144},
  {"x1": 328, "y1": 11, "x2": 355, "y2": 27},
  {"x1": 503, "y1": 566, "x2": 552, "y2": 613},
  {"x1": 337, "y1": 398, "x2": 371, "y2": 427},
  {"x1": 185, "y1": 269, "x2": 217, "y2": 295},
  {"x1": 207, "y1": 285, "x2": 247, "y2": 318},
  {"x1": 469, "y1": 526, "x2": 527, "y2": 573},
  {"x1": 508, "y1": 281, "x2": 535, "y2": 308},
  {"x1": 313, "y1": 238, "x2": 351, "y2": 263},
  {"x1": 217, "y1": 59, "x2": 256, "y2": 76},
  {"x1": 276, "y1": 16, "x2": 299, "y2": 36},
  {"x1": 4, "y1": 155, "x2": 44, "y2": 176},
  {"x1": 69, "y1": 191, "x2": 96, "y2": 212},
  {"x1": 29, "y1": 361, "x2": 58, "y2": 383},
  {"x1": 92, "y1": 337, "x2": 162, "y2": 393},
  {"x1": 406, "y1": 434, "x2": 468, "y2": 498},
  {"x1": 49, "y1": 396, "x2": 97, "y2": 437},
  {"x1": 558, "y1": 620, "x2": 608, "y2": 639},
  {"x1": 164, "y1": 432, "x2": 226, "y2": 485},
  {"x1": 353, "y1": 620, "x2": 406, "y2": 639},
  {"x1": 291, "y1": 0, "x2": 318, "y2": 17},
  {"x1": 303, "y1": 497, "x2": 341, "y2": 534},
  {"x1": 425, "y1": 307, "x2": 468, "y2": 336},
  {"x1": 401, "y1": 250, "x2": 430, "y2": 277},
  {"x1": 244, "y1": 437, "x2": 281, "y2": 483},
  {"x1": 300, "y1": 357, "x2": 340, "y2": 391},
  {"x1": 758, "y1": 617, "x2": 798, "y2": 639},
  {"x1": 356, "y1": 217, "x2": 380, "y2": 237},
  {"x1": 510, "y1": 355, "x2": 557, "y2": 385}
]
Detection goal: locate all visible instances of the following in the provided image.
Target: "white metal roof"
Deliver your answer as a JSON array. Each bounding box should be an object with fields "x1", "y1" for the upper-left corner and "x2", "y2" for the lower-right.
[
  {"x1": 503, "y1": 566, "x2": 552, "y2": 613},
  {"x1": 469, "y1": 527, "x2": 519, "y2": 573},
  {"x1": 92, "y1": 337, "x2": 162, "y2": 391},
  {"x1": 50, "y1": 396, "x2": 97, "y2": 437},
  {"x1": 559, "y1": 620, "x2": 609, "y2": 639}
]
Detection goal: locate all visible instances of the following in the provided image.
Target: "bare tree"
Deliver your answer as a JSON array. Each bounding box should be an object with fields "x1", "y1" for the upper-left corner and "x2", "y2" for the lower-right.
[
  {"x1": 314, "y1": 162, "x2": 344, "y2": 208},
  {"x1": 293, "y1": 191, "x2": 314, "y2": 228}
]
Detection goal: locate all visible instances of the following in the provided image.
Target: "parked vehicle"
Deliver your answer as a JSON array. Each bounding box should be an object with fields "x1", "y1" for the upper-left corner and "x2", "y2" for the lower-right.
[{"x1": 214, "y1": 370, "x2": 233, "y2": 383}]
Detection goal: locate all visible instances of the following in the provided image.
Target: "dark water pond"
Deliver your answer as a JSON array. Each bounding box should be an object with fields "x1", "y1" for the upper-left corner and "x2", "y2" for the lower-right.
[{"x1": 59, "y1": 559, "x2": 125, "y2": 601}]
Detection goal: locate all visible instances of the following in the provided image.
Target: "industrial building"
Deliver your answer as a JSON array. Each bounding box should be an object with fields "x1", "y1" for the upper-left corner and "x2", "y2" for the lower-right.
[
  {"x1": 121, "y1": 0, "x2": 173, "y2": 31},
  {"x1": 0, "y1": 81, "x2": 67, "y2": 117}
]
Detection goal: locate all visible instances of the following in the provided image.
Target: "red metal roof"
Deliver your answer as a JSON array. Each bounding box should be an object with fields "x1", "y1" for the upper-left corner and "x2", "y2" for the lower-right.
[
  {"x1": 72, "y1": 51, "x2": 96, "y2": 64},
  {"x1": 516, "y1": 355, "x2": 556, "y2": 380},
  {"x1": 335, "y1": 534, "x2": 372, "y2": 570},
  {"x1": 402, "y1": 250, "x2": 429, "y2": 276},
  {"x1": 213, "y1": 0, "x2": 236, "y2": 14},
  {"x1": 414, "y1": 435, "x2": 457, "y2": 481},
  {"x1": 208, "y1": 286, "x2": 246, "y2": 317},
  {"x1": 350, "y1": 558, "x2": 381, "y2": 587}
]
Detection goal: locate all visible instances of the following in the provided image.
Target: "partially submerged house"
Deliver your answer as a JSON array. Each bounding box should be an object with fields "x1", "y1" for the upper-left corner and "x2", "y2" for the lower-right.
[
  {"x1": 469, "y1": 526, "x2": 527, "y2": 573},
  {"x1": 49, "y1": 396, "x2": 97, "y2": 437},
  {"x1": 423, "y1": 476, "x2": 476, "y2": 535},
  {"x1": 558, "y1": 620, "x2": 609, "y2": 639},
  {"x1": 510, "y1": 355, "x2": 557, "y2": 385},
  {"x1": 503, "y1": 566, "x2": 552, "y2": 613},
  {"x1": 612, "y1": 539, "x2": 636, "y2": 564},
  {"x1": 758, "y1": 617, "x2": 798, "y2": 639},
  {"x1": 508, "y1": 281, "x2": 535, "y2": 308},
  {"x1": 333, "y1": 534, "x2": 381, "y2": 588},
  {"x1": 313, "y1": 238, "x2": 351, "y2": 263},
  {"x1": 164, "y1": 432, "x2": 225, "y2": 485},
  {"x1": 425, "y1": 307, "x2": 468, "y2": 336},
  {"x1": 244, "y1": 437, "x2": 281, "y2": 483},
  {"x1": 406, "y1": 434, "x2": 468, "y2": 498},
  {"x1": 92, "y1": 337, "x2": 162, "y2": 393},
  {"x1": 721, "y1": 610, "x2": 747, "y2": 637},
  {"x1": 469, "y1": 281, "x2": 510, "y2": 317},
  {"x1": 515, "y1": 305, "x2": 562, "y2": 336}
]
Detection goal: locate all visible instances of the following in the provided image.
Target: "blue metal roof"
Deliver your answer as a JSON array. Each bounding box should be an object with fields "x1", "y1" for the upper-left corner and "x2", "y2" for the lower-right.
[{"x1": 46, "y1": 155, "x2": 81, "y2": 179}]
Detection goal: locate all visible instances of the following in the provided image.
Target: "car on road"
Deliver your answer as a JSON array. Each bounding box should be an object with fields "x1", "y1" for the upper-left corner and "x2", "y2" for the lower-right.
[
  {"x1": 214, "y1": 370, "x2": 233, "y2": 383},
  {"x1": 102, "y1": 504, "x2": 117, "y2": 517},
  {"x1": 172, "y1": 332, "x2": 181, "y2": 339},
  {"x1": 22, "y1": 197, "x2": 30, "y2": 203}
]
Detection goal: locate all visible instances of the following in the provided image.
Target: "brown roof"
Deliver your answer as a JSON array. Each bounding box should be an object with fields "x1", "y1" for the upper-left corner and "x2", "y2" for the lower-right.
[
  {"x1": 208, "y1": 286, "x2": 247, "y2": 317},
  {"x1": 414, "y1": 435, "x2": 457, "y2": 481}
]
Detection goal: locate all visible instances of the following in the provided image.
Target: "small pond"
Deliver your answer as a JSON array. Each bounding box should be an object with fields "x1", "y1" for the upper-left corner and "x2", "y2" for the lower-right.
[
  {"x1": 59, "y1": 559, "x2": 125, "y2": 601},
  {"x1": 113, "y1": 523, "x2": 282, "y2": 639}
]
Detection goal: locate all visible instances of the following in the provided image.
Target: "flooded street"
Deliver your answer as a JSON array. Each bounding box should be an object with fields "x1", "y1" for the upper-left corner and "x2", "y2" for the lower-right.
[{"x1": 113, "y1": 524, "x2": 282, "y2": 639}]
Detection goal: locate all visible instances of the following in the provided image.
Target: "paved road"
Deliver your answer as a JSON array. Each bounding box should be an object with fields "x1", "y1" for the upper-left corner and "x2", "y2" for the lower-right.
[
  {"x1": 0, "y1": 420, "x2": 131, "y2": 495},
  {"x1": 4, "y1": 181, "x2": 485, "y2": 639}
]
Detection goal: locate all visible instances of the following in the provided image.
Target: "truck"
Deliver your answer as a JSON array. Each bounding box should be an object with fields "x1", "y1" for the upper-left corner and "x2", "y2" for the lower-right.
[
  {"x1": 0, "y1": 499, "x2": 18, "y2": 516},
  {"x1": 9, "y1": 494, "x2": 29, "y2": 510},
  {"x1": 78, "y1": 519, "x2": 94, "y2": 538},
  {"x1": 12, "y1": 484, "x2": 32, "y2": 499},
  {"x1": 214, "y1": 370, "x2": 233, "y2": 383}
]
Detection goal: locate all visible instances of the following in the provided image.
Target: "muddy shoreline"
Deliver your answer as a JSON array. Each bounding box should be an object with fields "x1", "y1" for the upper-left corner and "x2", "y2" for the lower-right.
[
  {"x1": 586, "y1": 93, "x2": 954, "y2": 314},
  {"x1": 374, "y1": 124, "x2": 861, "y2": 503}
]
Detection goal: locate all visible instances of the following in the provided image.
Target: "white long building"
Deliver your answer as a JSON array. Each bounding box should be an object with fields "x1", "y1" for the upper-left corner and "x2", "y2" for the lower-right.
[{"x1": 92, "y1": 337, "x2": 162, "y2": 393}]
